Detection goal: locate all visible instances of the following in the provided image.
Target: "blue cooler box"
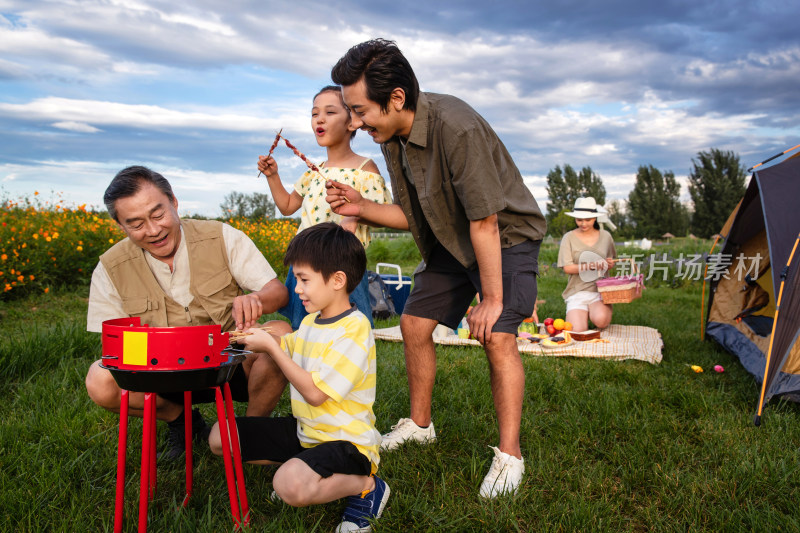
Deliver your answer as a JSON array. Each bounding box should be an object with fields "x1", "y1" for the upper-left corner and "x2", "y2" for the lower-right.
[{"x1": 376, "y1": 263, "x2": 412, "y2": 315}]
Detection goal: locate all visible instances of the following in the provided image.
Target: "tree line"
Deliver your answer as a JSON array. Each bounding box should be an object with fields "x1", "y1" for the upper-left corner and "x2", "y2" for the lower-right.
[
  {"x1": 545, "y1": 148, "x2": 747, "y2": 239},
  {"x1": 221, "y1": 147, "x2": 748, "y2": 241}
]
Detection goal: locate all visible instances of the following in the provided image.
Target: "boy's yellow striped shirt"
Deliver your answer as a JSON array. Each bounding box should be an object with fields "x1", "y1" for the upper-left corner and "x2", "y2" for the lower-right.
[{"x1": 282, "y1": 307, "x2": 381, "y2": 472}]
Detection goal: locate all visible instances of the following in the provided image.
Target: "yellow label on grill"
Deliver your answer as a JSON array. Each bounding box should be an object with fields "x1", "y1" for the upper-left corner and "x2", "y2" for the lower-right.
[{"x1": 122, "y1": 331, "x2": 148, "y2": 366}]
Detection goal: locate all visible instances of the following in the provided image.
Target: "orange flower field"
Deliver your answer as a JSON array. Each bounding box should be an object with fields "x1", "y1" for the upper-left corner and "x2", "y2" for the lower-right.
[
  {"x1": 225, "y1": 216, "x2": 298, "y2": 279},
  {"x1": 0, "y1": 193, "x2": 298, "y2": 299}
]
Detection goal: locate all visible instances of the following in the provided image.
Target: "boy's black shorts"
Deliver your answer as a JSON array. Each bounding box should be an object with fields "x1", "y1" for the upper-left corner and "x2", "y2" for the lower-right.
[
  {"x1": 159, "y1": 365, "x2": 248, "y2": 405},
  {"x1": 235, "y1": 416, "x2": 371, "y2": 478},
  {"x1": 403, "y1": 240, "x2": 540, "y2": 334}
]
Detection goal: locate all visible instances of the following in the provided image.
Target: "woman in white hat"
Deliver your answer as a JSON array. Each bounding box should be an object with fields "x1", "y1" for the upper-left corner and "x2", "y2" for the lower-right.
[{"x1": 556, "y1": 197, "x2": 617, "y2": 331}]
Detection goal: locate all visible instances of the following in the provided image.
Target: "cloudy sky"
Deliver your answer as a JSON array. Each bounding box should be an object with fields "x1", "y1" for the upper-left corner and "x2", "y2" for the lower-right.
[{"x1": 1, "y1": 0, "x2": 798, "y2": 217}]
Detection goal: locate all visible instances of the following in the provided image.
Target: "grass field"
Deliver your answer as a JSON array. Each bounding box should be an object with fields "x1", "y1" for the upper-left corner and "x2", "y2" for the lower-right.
[{"x1": 2, "y1": 250, "x2": 800, "y2": 532}]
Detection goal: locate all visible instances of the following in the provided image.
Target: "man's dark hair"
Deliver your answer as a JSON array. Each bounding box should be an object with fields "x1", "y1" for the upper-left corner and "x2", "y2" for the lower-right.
[
  {"x1": 314, "y1": 85, "x2": 356, "y2": 139},
  {"x1": 284, "y1": 222, "x2": 366, "y2": 294},
  {"x1": 104, "y1": 166, "x2": 175, "y2": 222},
  {"x1": 331, "y1": 38, "x2": 419, "y2": 113}
]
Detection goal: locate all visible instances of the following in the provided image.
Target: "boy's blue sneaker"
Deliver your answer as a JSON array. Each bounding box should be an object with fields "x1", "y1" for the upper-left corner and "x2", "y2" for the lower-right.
[{"x1": 335, "y1": 476, "x2": 390, "y2": 533}]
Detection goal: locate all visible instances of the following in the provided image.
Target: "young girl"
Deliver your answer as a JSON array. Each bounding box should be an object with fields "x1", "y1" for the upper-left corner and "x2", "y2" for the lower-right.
[{"x1": 258, "y1": 85, "x2": 392, "y2": 329}]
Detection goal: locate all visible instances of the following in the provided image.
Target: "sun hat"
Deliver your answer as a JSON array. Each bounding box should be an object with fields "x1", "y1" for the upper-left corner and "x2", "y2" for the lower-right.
[
  {"x1": 566, "y1": 197, "x2": 618, "y2": 230},
  {"x1": 566, "y1": 197, "x2": 600, "y2": 219}
]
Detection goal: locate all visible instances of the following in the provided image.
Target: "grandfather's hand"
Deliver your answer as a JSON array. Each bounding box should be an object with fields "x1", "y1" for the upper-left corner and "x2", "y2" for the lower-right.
[
  {"x1": 232, "y1": 293, "x2": 263, "y2": 331},
  {"x1": 466, "y1": 297, "x2": 503, "y2": 345}
]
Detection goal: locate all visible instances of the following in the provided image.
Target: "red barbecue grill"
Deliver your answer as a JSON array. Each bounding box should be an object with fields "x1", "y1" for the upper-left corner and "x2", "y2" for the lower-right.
[{"x1": 100, "y1": 317, "x2": 250, "y2": 532}]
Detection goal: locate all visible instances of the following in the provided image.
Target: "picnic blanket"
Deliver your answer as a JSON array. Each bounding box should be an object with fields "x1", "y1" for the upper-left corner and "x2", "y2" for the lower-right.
[{"x1": 374, "y1": 324, "x2": 663, "y2": 364}]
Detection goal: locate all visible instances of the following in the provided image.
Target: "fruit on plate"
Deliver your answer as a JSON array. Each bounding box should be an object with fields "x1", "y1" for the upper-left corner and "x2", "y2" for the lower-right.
[
  {"x1": 546, "y1": 324, "x2": 556, "y2": 336},
  {"x1": 541, "y1": 331, "x2": 572, "y2": 347},
  {"x1": 518, "y1": 332, "x2": 548, "y2": 343},
  {"x1": 543, "y1": 317, "x2": 572, "y2": 333},
  {"x1": 542, "y1": 338, "x2": 566, "y2": 347}
]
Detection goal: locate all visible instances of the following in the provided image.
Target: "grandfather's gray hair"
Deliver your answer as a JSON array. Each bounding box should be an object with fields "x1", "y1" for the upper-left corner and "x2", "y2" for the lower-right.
[{"x1": 104, "y1": 166, "x2": 174, "y2": 222}]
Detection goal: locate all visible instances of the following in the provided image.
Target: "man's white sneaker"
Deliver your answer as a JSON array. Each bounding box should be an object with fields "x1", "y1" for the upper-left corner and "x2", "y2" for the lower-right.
[
  {"x1": 380, "y1": 418, "x2": 436, "y2": 451},
  {"x1": 479, "y1": 446, "x2": 524, "y2": 498}
]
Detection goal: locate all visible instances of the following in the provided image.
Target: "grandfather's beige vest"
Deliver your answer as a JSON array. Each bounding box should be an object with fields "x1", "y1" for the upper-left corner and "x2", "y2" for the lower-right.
[{"x1": 100, "y1": 219, "x2": 241, "y2": 331}]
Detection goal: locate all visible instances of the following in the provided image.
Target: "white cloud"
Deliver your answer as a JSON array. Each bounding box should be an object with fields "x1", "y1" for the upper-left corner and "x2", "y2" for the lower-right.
[
  {"x1": 0, "y1": 23, "x2": 112, "y2": 69},
  {"x1": 51, "y1": 121, "x2": 101, "y2": 133},
  {"x1": 0, "y1": 97, "x2": 307, "y2": 133},
  {"x1": 586, "y1": 144, "x2": 618, "y2": 156}
]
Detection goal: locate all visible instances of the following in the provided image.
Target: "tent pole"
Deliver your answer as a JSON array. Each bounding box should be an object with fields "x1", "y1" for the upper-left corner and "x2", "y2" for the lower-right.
[
  {"x1": 755, "y1": 234, "x2": 800, "y2": 425},
  {"x1": 747, "y1": 144, "x2": 800, "y2": 172}
]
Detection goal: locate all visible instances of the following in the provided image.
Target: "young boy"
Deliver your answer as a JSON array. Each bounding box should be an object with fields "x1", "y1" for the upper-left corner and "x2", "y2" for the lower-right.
[{"x1": 208, "y1": 222, "x2": 388, "y2": 533}]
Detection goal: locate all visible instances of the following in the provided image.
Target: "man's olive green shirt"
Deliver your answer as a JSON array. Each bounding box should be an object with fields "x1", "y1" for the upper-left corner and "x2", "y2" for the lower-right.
[{"x1": 381, "y1": 92, "x2": 546, "y2": 268}]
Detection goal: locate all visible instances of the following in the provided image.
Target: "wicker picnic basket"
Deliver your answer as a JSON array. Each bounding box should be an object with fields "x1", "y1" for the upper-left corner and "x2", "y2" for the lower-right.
[{"x1": 596, "y1": 259, "x2": 643, "y2": 304}]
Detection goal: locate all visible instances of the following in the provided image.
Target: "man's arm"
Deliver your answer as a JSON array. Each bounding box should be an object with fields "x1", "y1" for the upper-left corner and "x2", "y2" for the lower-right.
[
  {"x1": 325, "y1": 180, "x2": 409, "y2": 230},
  {"x1": 232, "y1": 278, "x2": 289, "y2": 331},
  {"x1": 466, "y1": 214, "x2": 503, "y2": 344}
]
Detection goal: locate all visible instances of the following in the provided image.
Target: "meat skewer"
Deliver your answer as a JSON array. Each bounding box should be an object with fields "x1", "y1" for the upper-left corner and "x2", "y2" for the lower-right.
[
  {"x1": 280, "y1": 135, "x2": 320, "y2": 172},
  {"x1": 227, "y1": 324, "x2": 273, "y2": 344},
  {"x1": 257, "y1": 132, "x2": 350, "y2": 202},
  {"x1": 278, "y1": 134, "x2": 352, "y2": 203},
  {"x1": 256, "y1": 128, "x2": 283, "y2": 178}
]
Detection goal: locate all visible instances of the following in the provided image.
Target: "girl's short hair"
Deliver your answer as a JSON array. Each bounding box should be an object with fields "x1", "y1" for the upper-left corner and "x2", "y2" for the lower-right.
[{"x1": 284, "y1": 222, "x2": 366, "y2": 294}]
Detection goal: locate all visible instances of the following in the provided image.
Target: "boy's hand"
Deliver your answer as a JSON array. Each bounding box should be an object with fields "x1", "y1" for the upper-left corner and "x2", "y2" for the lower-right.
[
  {"x1": 240, "y1": 327, "x2": 281, "y2": 355},
  {"x1": 258, "y1": 155, "x2": 279, "y2": 178},
  {"x1": 325, "y1": 180, "x2": 362, "y2": 217}
]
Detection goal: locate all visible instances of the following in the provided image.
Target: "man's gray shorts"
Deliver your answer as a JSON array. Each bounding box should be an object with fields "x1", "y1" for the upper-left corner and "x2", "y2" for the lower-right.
[{"x1": 403, "y1": 240, "x2": 540, "y2": 334}]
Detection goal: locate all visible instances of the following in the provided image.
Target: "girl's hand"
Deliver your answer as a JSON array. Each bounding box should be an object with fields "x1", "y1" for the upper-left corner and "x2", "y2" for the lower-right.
[
  {"x1": 240, "y1": 328, "x2": 281, "y2": 355},
  {"x1": 605, "y1": 257, "x2": 616, "y2": 269},
  {"x1": 257, "y1": 155, "x2": 279, "y2": 178},
  {"x1": 325, "y1": 180, "x2": 362, "y2": 217}
]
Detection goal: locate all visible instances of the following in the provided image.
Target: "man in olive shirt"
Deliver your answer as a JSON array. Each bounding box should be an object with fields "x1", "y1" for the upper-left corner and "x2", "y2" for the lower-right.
[{"x1": 326, "y1": 39, "x2": 546, "y2": 498}]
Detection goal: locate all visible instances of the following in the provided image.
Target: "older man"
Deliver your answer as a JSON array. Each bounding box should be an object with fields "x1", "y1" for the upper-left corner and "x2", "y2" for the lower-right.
[{"x1": 85, "y1": 165, "x2": 291, "y2": 459}]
